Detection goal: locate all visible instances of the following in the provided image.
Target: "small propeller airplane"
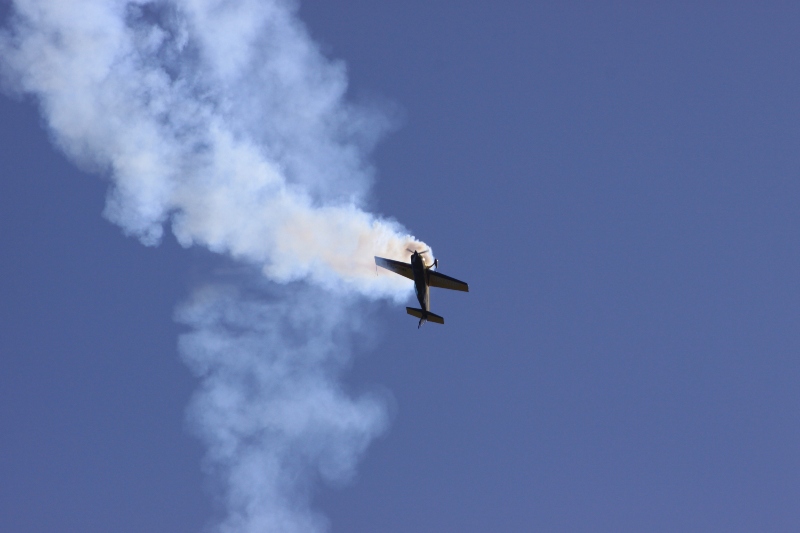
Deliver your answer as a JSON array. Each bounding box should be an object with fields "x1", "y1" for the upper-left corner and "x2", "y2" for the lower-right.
[{"x1": 375, "y1": 249, "x2": 469, "y2": 328}]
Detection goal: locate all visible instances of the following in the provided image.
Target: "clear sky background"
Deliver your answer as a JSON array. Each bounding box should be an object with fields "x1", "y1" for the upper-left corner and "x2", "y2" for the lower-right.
[{"x1": 3, "y1": 2, "x2": 800, "y2": 532}]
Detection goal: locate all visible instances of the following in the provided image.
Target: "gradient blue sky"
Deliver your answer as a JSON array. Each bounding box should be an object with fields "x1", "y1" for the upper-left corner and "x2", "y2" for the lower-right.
[{"x1": 3, "y1": 2, "x2": 800, "y2": 532}]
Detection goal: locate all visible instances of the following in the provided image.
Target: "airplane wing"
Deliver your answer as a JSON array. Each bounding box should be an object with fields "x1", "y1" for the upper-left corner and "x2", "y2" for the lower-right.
[
  {"x1": 375, "y1": 256, "x2": 414, "y2": 280},
  {"x1": 428, "y1": 271, "x2": 469, "y2": 292}
]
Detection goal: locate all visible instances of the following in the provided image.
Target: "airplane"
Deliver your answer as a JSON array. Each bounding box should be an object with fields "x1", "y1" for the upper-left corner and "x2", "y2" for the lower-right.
[{"x1": 375, "y1": 249, "x2": 469, "y2": 328}]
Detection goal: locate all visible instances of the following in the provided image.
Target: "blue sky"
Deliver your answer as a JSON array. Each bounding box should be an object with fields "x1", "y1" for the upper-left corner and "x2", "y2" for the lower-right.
[{"x1": 3, "y1": 2, "x2": 800, "y2": 532}]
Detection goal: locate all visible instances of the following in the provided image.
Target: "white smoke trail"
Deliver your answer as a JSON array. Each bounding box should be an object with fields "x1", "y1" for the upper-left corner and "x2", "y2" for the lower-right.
[
  {"x1": 1, "y1": 1, "x2": 421, "y2": 531},
  {"x1": 177, "y1": 281, "x2": 388, "y2": 533},
  {"x1": 0, "y1": 0, "x2": 432, "y2": 295}
]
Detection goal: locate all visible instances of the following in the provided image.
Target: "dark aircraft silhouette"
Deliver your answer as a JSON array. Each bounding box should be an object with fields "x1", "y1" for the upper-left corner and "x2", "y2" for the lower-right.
[{"x1": 375, "y1": 249, "x2": 469, "y2": 327}]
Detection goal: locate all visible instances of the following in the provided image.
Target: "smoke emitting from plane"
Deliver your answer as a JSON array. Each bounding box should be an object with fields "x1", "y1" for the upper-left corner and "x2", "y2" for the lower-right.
[
  {"x1": 1, "y1": 1, "x2": 420, "y2": 531},
  {"x1": 0, "y1": 0, "x2": 429, "y2": 295}
]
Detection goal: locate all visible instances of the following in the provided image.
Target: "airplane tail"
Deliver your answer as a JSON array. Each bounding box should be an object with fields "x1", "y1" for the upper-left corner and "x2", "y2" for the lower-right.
[{"x1": 406, "y1": 307, "x2": 444, "y2": 328}]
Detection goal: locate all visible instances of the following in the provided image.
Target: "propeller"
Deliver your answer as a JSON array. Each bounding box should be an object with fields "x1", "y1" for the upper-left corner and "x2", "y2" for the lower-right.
[{"x1": 407, "y1": 248, "x2": 437, "y2": 269}]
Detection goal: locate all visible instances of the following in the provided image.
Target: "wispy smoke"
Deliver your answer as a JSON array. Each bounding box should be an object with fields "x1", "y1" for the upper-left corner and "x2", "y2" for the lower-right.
[
  {"x1": 177, "y1": 281, "x2": 388, "y2": 533},
  {"x1": 1, "y1": 1, "x2": 419, "y2": 531}
]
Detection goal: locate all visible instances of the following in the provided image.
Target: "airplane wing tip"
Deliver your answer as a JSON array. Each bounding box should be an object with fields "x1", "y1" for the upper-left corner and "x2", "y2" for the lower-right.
[
  {"x1": 374, "y1": 256, "x2": 414, "y2": 280},
  {"x1": 428, "y1": 270, "x2": 470, "y2": 292}
]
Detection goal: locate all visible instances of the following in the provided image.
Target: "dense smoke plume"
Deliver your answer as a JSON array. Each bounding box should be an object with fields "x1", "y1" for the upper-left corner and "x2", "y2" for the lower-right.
[
  {"x1": 1, "y1": 1, "x2": 421, "y2": 531},
  {"x1": 0, "y1": 0, "x2": 430, "y2": 293}
]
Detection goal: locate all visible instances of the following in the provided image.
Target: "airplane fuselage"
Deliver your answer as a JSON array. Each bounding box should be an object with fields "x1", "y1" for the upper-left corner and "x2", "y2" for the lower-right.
[{"x1": 410, "y1": 251, "x2": 430, "y2": 312}]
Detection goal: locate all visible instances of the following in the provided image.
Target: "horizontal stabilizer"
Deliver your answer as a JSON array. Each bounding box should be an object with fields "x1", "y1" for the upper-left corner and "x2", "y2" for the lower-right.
[{"x1": 406, "y1": 307, "x2": 444, "y2": 324}]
